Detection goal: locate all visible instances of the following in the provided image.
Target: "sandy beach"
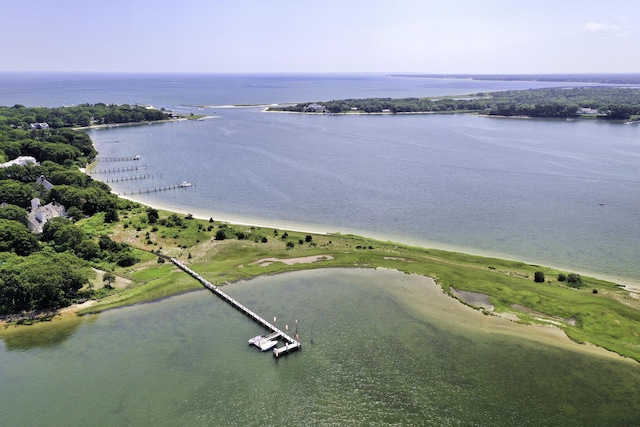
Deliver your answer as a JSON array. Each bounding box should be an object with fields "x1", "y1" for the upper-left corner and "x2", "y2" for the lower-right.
[{"x1": 113, "y1": 191, "x2": 640, "y2": 289}]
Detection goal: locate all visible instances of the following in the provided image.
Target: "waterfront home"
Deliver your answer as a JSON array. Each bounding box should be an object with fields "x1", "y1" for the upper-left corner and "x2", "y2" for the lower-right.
[
  {"x1": 27, "y1": 198, "x2": 66, "y2": 233},
  {"x1": 0, "y1": 156, "x2": 38, "y2": 168}
]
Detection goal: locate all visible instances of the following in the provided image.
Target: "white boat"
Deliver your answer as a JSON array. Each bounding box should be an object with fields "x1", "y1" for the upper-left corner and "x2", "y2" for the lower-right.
[
  {"x1": 179, "y1": 181, "x2": 192, "y2": 187},
  {"x1": 248, "y1": 334, "x2": 264, "y2": 345},
  {"x1": 258, "y1": 340, "x2": 278, "y2": 352}
]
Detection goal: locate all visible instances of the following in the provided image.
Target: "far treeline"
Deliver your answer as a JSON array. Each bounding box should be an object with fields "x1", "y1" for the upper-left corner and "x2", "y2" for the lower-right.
[
  {"x1": 0, "y1": 104, "x2": 172, "y2": 315},
  {"x1": 270, "y1": 87, "x2": 640, "y2": 120},
  {"x1": 0, "y1": 103, "x2": 172, "y2": 129}
]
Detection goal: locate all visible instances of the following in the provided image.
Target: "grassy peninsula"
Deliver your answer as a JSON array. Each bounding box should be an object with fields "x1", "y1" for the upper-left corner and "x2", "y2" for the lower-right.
[{"x1": 58, "y1": 205, "x2": 639, "y2": 362}]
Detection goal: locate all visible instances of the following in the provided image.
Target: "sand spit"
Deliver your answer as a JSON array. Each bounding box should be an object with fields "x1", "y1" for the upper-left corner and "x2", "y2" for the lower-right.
[{"x1": 251, "y1": 255, "x2": 335, "y2": 267}]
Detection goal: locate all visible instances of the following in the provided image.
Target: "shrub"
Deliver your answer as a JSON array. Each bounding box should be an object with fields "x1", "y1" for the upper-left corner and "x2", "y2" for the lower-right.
[
  {"x1": 557, "y1": 273, "x2": 567, "y2": 282},
  {"x1": 534, "y1": 271, "x2": 545, "y2": 283},
  {"x1": 116, "y1": 252, "x2": 138, "y2": 267},
  {"x1": 215, "y1": 229, "x2": 226, "y2": 240},
  {"x1": 567, "y1": 273, "x2": 583, "y2": 288}
]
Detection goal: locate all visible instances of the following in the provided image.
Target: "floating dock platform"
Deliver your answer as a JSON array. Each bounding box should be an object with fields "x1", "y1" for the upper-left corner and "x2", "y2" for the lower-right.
[{"x1": 171, "y1": 258, "x2": 301, "y2": 357}]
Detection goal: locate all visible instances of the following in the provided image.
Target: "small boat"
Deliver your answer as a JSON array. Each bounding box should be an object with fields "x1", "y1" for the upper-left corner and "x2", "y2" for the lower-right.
[
  {"x1": 133, "y1": 154, "x2": 140, "y2": 160},
  {"x1": 179, "y1": 181, "x2": 192, "y2": 187},
  {"x1": 258, "y1": 340, "x2": 278, "y2": 352},
  {"x1": 598, "y1": 202, "x2": 605, "y2": 206},
  {"x1": 248, "y1": 334, "x2": 264, "y2": 345}
]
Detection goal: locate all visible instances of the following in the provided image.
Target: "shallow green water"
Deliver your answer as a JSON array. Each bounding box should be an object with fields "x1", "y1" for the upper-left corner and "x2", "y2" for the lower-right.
[{"x1": 2, "y1": 268, "x2": 639, "y2": 426}]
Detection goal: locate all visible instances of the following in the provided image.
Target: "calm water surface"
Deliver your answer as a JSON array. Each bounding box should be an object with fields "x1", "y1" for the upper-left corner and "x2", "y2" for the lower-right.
[
  {"x1": 2, "y1": 269, "x2": 639, "y2": 426},
  {"x1": 93, "y1": 109, "x2": 640, "y2": 282}
]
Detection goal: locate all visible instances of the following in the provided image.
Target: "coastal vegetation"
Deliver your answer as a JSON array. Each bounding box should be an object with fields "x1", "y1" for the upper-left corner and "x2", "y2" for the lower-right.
[
  {"x1": 0, "y1": 105, "x2": 166, "y2": 315},
  {"x1": 1, "y1": 103, "x2": 639, "y2": 363},
  {"x1": 0, "y1": 103, "x2": 172, "y2": 129},
  {"x1": 269, "y1": 86, "x2": 640, "y2": 120}
]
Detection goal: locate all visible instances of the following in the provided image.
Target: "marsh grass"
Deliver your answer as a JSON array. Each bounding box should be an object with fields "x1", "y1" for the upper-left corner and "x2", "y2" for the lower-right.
[{"x1": 74, "y1": 205, "x2": 640, "y2": 361}]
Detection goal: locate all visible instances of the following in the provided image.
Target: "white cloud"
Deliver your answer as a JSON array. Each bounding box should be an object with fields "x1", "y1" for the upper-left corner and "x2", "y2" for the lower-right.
[{"x1": 583, "y1": 22, "x2": 621, "y2": 32}]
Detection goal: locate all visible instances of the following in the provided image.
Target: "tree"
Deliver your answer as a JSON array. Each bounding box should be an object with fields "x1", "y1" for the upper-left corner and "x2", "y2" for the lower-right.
[
  {"x1": 0, "y1": 219, "x2": 40, "y2": 256},
  {"x1": 0, "y1": 179, "x2": 38, "y2": 209},
  {"x1": 103, "y1": 271, "x2": 116, "y2": 289},
  {"x1": 41, "y1": 217, "x2": 85, "y2": 253},
  {"x1": 0, "y1": 203, "x2": 28, "y2": 225},
  {"x1": 104, "y1": 208, "x2": 119, "y2": 223},
  {"x1": 115, "y1": 251, "x2": 138, "y2": 267},
  {"x1": 534, "y1": 271, "x2": 545, "y2": 283},
  {"x1": 567, "y1": 273, "x2": 583, "y2": 288},
  {"x1": 305, "y1": 234, "x2": 313, "y2": 243},
  {"x1": 215, "y1": 229, "x2": 226, "y2": 240},
  {"x1": 66, "y1": 206, "x2": 84, "y2": 222},
  {"x1": 98, "y1": 234, "x2": 119, "y2": 252},
  {"x1": 146, "y1": 207, "x2": 159, "y2": 224},
  {"x1": 75, "y1": 240, "x2": 100, "y2": 261},
  {"x1": 0, "y1": 251, "x2": 90, "y2": 313}
]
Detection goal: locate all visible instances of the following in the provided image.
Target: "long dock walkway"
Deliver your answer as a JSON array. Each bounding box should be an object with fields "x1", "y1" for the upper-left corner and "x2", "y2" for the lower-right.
[{"x1": 170, "y1": 258, "x2": 301, "y2": 357}]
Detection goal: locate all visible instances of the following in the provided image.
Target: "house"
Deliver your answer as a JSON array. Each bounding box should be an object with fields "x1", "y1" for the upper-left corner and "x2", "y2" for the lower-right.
[
  {"x1": 27, "y1": 198, "x2": 66, "y2": 233},
  {"x1": 35, "y1": 175, "x2": 54, "y2": 191},
  {"x1": 579, "y1": 107, "x2": 599, "y2": 115},
  {"x1": 29, "y1": 122, "x2": 50, "y2": 130},
  {"x1": 0, "y1": 156, "x2": 38, "y2": 168},
  {"x1": 304, "y1": 104, "x2": 327, "y2": 113}
]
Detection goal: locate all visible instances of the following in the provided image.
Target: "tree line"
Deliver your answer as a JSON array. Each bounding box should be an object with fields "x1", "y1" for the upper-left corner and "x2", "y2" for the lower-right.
[
  {"x1": 0, "y1": 103, "x2": 172, "y2": 129},
  {"x1": 270, "y1": 87, "x2": 640, "y2": 120},
  {"x1": 0, "y1": 104, "x2": 156, "y2": 315}
]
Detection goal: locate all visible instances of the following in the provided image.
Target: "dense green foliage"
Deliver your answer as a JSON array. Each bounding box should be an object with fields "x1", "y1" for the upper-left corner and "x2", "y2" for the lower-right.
[
  {"x1": 0, "y1": 104, "x2": 160, "y2": 314},
  {"x1": 270, "y1": 87, "x2": 640, "y2": 120},
  {"x1": 0, "y1": 251, "x2": 92, "y2": 313},
  {"x1": 0, "y1": 103, "x2": 171, "y2": 129}
]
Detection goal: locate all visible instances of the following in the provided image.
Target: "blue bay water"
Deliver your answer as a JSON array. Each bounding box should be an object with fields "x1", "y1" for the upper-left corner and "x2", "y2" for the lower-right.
[
  {"x1": 93, "y1": 107, "x2": 640, "y2": 283},
  {"x1": 2, "y1": 72, "x2": 636, "y2": 280}
]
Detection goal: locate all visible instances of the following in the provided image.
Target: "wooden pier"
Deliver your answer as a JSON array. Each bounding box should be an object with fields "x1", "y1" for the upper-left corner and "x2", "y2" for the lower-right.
[
  {"x1": 96, "y1": 155, "x2": 140, "y2": 162},
  {"x1": 171, "y1": 258, "x2": 301, "y2": 358},
  {"x1": 103, "y1": 174, "x2": 153, "y2": 183},
  {"x1": 116, "y1": 183, "x2": 192, "y2": 196},
  {"x1": 89, "y1": 165, "x2": 146, "y2": 174}
]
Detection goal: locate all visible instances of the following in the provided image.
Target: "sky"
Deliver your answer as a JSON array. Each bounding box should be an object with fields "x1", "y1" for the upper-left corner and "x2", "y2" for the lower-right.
[{"x1": 2, "y1": 0, "x2": 639, "y2": 74}]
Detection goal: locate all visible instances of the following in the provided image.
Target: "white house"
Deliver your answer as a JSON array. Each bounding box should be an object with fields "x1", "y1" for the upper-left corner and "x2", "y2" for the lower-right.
[
  {"x1": 27, "y1": 198, "x2": 66, "y2": 233},
  {"x1": 29, "y1": 122, "x2": 50, "y2": 130},
  {"x1": 304, "y1": 104, "x2": 327, "y2": 113},
  {"x1": 0, "y1": 156, "x2": 38, "y2": 168}
]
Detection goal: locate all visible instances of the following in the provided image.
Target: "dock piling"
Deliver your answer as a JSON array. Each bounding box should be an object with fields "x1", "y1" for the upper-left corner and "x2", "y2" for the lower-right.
[{"x1": 170, "y1": 258, "x2": 301, "y2": 358}]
